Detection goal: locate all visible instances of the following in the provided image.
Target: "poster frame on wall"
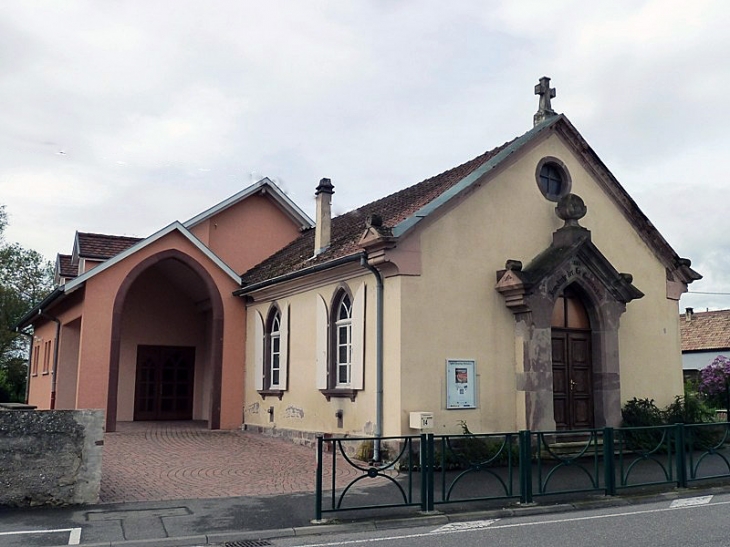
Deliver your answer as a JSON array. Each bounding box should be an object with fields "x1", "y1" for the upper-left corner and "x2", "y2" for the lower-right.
[{"x1": 446, "y1": 359, "x2": 476, "y2": 409}]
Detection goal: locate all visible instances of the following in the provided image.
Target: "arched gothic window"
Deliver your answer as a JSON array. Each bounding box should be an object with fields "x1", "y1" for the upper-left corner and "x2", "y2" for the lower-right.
[
  {"x1": 267, "y1": 307, "x2": 282, "y2": 389},
  {"x1": 334, "y1": 292, "x2": 353, "y2": 387}
]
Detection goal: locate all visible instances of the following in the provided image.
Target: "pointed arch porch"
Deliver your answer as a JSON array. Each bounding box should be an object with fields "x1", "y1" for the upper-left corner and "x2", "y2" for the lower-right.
[{"x1": 105, "y1": 249, "x2": 224, "y2": 432}]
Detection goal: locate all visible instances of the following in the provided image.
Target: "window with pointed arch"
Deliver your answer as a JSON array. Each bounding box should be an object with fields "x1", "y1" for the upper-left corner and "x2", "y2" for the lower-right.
[
  {"x1": 316, "y1": 283, "x2": 365, "y2": 401},
  {"x1": 254, "y1": 302, "x2": 288, "y2": 399},
  {"x1": 266, "y1": 306, "x2": 282, "y2": 389},
  {"x1": 333, "y1": 290, "x2": 353, "y2": 387}
]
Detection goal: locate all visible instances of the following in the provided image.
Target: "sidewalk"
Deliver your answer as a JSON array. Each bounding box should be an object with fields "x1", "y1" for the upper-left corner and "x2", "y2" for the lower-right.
[{"x1": 99, "y1": 421, "x2": 360, "y2": 503}]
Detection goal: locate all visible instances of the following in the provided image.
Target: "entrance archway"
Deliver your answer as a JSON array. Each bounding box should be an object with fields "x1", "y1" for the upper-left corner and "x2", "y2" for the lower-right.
[
  {"x1": 551, "y1": 287, "x2": 593, "y2": 430},
  {"x1": 106, "y1": 249, "x2": 224, "y2": 432}
]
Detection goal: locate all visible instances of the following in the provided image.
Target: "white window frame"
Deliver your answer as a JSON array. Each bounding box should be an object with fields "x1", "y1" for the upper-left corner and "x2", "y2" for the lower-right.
[
  {"x1": 335, "y1": 295, "x2": 352, "y2": 387},
  {"x1": 269, "y1": 311, "x2": 282, "y2": 389}
]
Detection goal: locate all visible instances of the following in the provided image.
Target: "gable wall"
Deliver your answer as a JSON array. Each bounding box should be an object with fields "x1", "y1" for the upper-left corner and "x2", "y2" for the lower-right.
[
  {"x1": 189, "y1": 194, "x2": 303, "y2": 274},
  {"x1": 398, "y1": 131, "x2": 683, "y2": 434}
]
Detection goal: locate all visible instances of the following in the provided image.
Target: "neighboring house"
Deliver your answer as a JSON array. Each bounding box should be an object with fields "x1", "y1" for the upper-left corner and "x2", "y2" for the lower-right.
[
  {"x1": 238, "y1": 79, "x2": 700, "y2": 441},
  {"x1": 680, "y1": 308, "x2": 730, "y2": 379},
  {"x1": 16, "y1": 178, "x2": 313, "y2": 432}
]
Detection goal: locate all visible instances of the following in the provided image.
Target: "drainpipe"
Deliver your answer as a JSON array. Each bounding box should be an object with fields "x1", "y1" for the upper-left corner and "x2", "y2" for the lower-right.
[
  {"x1": 39, "y1": 311, "x2": 61, "y2": 410},
  {"x1": 360, "y1": 253, "x2": 384, "y2": 462},
  {"x1": 18, "y1": 329, "x2": 34, "y2": 404}
]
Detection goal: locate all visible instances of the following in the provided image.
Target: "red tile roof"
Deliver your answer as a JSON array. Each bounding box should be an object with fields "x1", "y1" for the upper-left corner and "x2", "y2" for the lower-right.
[
  {"x1": 241, "y1": 140, "x2": 514, "y2": 285},
  {"x1": 56, "y1": 254, "x2": 77, "y2": 279},
  {"x1": 76, "y1": 232, "x2": 142, "y2": 260},
  {"x1": 680, "y1": 309, "x2": 730, "y2": 352}
]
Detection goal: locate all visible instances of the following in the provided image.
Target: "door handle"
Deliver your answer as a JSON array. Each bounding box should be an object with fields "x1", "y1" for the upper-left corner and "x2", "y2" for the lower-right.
[{"x1": 570, "y1": 379, "x2": 576, "y2": 391}]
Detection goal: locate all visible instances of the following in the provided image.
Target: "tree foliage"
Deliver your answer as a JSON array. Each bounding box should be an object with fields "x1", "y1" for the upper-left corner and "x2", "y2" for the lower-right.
[{"x1": 0, "y1": 205, "x2": 54, "y2": 402}]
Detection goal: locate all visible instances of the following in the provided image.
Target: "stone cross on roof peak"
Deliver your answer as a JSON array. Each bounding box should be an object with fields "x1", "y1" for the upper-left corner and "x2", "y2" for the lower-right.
[{"x1": 534, "y1": 76, "x2": 557, "y2": 126}]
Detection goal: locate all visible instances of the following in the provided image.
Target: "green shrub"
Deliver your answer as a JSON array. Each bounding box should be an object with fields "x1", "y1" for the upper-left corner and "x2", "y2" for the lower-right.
[
  {"x1": 620, "y1": 394, "x2": 726, "y2": 452},
  {"x1": 664, "y1": 394, "x2": 715, "y2": 425},
  {"x1": 355, "y1": 439, "x2": 391, "y2": 463},
  {"x1": 434, "y1": 421, "x2": 520, "y2": 469},
  {"x1": 621, "y1": 398, "x2": 664, "y2": 427}
]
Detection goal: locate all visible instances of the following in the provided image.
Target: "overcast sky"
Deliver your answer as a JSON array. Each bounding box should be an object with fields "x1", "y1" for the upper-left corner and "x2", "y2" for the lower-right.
[{"x1": 1, "y1": 1, "x2": 728, "y2": 311}]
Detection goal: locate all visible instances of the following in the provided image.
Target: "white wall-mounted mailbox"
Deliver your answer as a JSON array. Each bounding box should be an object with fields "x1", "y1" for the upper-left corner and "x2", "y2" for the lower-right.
[{"x1": 409, "y1": 411, "x2": 434, "y2": 430}]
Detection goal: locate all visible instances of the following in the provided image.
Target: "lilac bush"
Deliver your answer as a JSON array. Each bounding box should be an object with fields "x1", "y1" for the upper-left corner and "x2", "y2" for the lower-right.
[{"x1": 699, "y1": 355, "x2": 730, "y2": 406}]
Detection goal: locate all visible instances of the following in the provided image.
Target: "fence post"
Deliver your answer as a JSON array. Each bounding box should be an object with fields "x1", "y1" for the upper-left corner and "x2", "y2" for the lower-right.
[
  {"x1": 427, "y1": 433, "x2": 435, "y2": 511},
  {"x1": 315, "y1": 435, "x2": 324, "y2": 521},
  {"x1": 603, "y1": 427, "x2": 616, "y2": 496},
  {"x1": 519, "y1": 430, "x2": 533, "y2": 504},
  {"x1": 419, "y1": 434, "x2": 428, "y2": 511},
  {"x1": 675, "y1": 423, "x2": 687, "y2": 488}
]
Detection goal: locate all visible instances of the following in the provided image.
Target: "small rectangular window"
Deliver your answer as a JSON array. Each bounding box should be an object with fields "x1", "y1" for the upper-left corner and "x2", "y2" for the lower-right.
[
  {"x1": 32, "y1": 345, "x2": 40, "y2": 376},
  {"x1": 42, "y1": 340, "x2": 51, "y2": 375}
]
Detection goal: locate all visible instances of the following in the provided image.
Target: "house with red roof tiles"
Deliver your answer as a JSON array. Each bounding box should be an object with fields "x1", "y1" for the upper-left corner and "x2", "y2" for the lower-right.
[
  {"x1": 680, "y1": 308, "x2": 730, "y2": 375},
  {"x1": 237, "y1": 79, "x2": 700, "y2": 439},
  {"x1": 17, "y1": 178, "x2": 312, "y2": 431}
]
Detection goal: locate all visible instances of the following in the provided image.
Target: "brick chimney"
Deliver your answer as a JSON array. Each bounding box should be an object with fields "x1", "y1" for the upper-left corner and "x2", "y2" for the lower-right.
[
  {"x1": 685, "y1": 307, "x2": 694, "y2": 321},
  {"x1": 314, "y1": 178, "x2": 334, "y2": 255}
]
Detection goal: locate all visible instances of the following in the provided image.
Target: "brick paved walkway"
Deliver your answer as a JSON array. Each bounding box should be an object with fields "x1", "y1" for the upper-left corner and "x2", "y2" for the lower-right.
[{"x1": 99, "y1": 421, "x2": 362, "y2": 503}]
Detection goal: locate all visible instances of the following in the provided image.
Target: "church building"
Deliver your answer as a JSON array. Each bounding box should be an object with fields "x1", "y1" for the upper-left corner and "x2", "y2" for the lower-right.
[
  {"x1": 18, "y1": 78, "x2": 700, "y2": 439},
  {"x1": 238, "y1": 78, "x2": 700, "y2": 439}
]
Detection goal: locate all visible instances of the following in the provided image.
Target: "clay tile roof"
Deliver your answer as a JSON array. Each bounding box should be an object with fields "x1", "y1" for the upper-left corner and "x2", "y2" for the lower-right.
[
  {"x1": 680, "y1": 309, "x2": 730, "y2": 352},
  {"x1": 241, "y1": 140, "x2": 514, "y2": 285},
  {"x1": 57, "y1": 254, "x2": 76, "y2": 279},
  {"x1": 76, "y1": 232, "x2": 143, "y2": 260}
]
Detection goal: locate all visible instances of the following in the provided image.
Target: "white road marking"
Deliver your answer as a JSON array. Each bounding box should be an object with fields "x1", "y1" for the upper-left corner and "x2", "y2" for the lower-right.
[
  {"x1": 68, "y1": 527, "x2": 82, "y2": 545},
  {"x1": 432, "y1": 519, "x2": 499, "y2": 532},
  {"x1": 0, "y1": 527, "x2": 82, "y2": 545},
  {"x1": 670, "y1": 495, "x2": 713, "y2": 508},
  {"x1": 289, "y1": 497, "x2": 730, "y2": 546}
]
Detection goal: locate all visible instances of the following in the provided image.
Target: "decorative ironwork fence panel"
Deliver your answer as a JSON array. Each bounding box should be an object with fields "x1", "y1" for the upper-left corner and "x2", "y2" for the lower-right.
[{"x1": 314, "y1": 422, "x2": 730, "y2": 520}]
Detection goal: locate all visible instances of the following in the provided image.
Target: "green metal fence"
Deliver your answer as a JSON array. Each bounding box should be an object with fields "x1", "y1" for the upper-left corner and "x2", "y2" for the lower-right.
[{"x1": 314, "y1": 423, "x2": 730, "y2": 520}]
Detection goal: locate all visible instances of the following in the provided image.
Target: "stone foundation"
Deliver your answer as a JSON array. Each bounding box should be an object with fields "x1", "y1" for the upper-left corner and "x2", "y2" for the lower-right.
[{"x1": 0, "y1": 409, "x2": 104, "y2": 507}]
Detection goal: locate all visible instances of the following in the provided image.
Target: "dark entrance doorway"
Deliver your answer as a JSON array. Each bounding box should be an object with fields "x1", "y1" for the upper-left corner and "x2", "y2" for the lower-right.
[
  {"x1": 134, "y1": 345, "x2": 195, "y2": 421},
  {"x1": 551, "y1": 288, "x2": 593, "y2": 430}
]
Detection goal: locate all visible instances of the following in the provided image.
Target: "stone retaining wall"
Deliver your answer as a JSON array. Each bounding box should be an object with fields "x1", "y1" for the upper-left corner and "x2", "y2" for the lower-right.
[{"x1": 0, "y1": 409, "x2": 104, "y2": 507}]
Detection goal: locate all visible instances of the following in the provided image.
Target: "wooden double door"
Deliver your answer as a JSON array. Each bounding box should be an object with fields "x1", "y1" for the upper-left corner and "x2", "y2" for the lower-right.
[
  {"x1": 552, "y1": 330, "x2": 593, "y2": 430},
  {"x1": 134, "y1": 345, "x2": 196, "y2": 421}
]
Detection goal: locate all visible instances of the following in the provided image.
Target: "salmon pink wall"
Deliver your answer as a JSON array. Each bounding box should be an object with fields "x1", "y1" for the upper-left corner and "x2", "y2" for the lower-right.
[
  {"x1": 26, "y1": 293, "x2": 85, "y2": 409},
  {"x1": 189, "y1": 194, "x2": 302, "y2": 274}
]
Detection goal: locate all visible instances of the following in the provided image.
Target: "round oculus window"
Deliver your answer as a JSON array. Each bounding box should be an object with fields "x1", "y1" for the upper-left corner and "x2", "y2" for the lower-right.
[{"x1": 536, "y1": 158, "x2": 571, "y2": 201}]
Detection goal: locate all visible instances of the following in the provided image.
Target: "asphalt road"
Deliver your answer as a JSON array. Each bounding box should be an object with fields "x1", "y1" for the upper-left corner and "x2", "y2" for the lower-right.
[{"x1": 269, "y1": 493, "x2": 730, "y2": 547}]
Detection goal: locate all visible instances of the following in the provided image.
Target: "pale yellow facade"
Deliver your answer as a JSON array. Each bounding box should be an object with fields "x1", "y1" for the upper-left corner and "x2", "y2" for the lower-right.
[{"x1": 243, "y1": 125, "x2": 688, "y2": 439}]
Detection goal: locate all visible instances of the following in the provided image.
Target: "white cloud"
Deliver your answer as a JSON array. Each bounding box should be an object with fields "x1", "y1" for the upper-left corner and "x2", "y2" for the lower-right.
[{"x1": 1, "y1": 0, "x2": 729, "y2": 310}]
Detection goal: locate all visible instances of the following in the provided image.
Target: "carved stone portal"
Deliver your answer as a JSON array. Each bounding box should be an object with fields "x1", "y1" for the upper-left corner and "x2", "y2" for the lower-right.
[{"x1": 496, "y1": 194, "x2": 643, "y2": 431}]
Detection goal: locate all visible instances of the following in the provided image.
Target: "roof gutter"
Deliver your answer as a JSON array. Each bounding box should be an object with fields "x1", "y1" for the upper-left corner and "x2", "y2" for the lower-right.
[
  {"x1": 13, "y1": 286, "x2": 65, "y2": 331},
  {"x1": 234, "y1": 253, "x2": 365, "y2": 296},
  {"x1": 359, "y1": 254, "x2": 384, "y2": 462}
]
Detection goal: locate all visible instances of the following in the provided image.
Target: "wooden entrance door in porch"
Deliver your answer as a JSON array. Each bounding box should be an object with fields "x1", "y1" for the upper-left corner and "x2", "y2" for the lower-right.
[
  {"x1": 134, "y1": 345, "x2": 195, "y2": 421},
  {"x1": 551, "y1": 288, "x2": 594, "y2": 430}
]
